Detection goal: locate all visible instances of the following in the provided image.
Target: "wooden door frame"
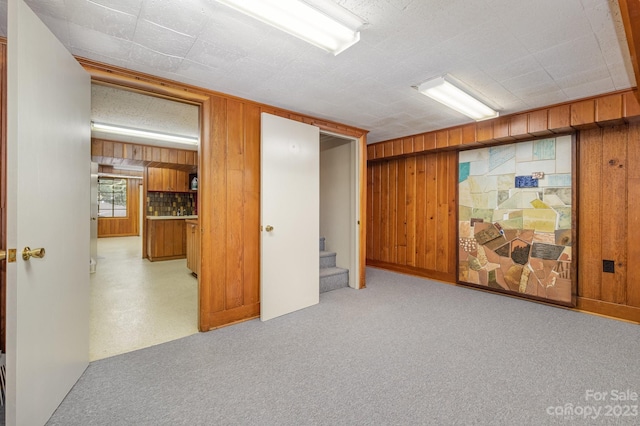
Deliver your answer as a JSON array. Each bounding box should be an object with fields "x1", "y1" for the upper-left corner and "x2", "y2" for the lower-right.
[{"x1": 75, "y1": 58, "x2": 368, "y2": 331}]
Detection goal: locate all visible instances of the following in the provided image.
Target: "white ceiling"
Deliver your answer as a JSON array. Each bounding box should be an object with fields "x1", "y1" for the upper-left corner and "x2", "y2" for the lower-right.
[
  {"x1": 2, "y1": 0, "x2": 635, "y2": 143},
  {"x1": 91, "y1": 84, "x2": 200, "y2": 150}
]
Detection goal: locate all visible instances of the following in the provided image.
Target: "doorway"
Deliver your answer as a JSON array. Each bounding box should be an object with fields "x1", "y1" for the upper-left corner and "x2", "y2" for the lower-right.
[
  {"x1": 320, "y1": 132, "x2": 360, "y2": 290},
  {"x1": 89, "y1": 83, "x2": 201, "y2": 360}
]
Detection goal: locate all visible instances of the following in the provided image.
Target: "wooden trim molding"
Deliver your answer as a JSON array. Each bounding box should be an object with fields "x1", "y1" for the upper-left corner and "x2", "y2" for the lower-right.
[{"x1": 367, "y1": 89, "x2": 640, "y2": 161}]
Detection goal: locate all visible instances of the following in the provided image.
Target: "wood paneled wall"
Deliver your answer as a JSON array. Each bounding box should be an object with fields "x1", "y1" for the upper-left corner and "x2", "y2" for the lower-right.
[
  {"x1": 368, "y1": 119, "x2": 640, "y2": 323},
  {"x1": 367, "y1": 152, "x2": 457, "y2": 282},
  {"x1": 77, "y1": 58, "x2": 368, "y2": 331},
  {"x1": 577, "y1": 123, "x2": 640, "y2": 321},
  {"x1": 97, "y1": 178, "x2": 140, "y2": 237},
  {"x1": 92, "y1": 138, "x2": 197, "y2": 172}
]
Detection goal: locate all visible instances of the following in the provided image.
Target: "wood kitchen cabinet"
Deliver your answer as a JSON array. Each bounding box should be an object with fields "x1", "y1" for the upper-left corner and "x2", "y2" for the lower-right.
[
  {"x1": 147, "y1": 219, "x2": 187, "y2": 261},
  {"x1": 147, "y1": 167, "x2": 189, "y2": 192},
  {"x1": 186, "y1": 219, "x2": 199, "y2": 276}
]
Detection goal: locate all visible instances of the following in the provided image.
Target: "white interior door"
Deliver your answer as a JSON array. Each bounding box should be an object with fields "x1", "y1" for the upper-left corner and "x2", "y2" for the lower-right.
[
  {"x1": 260, "y1": 113, "x2": 319, "y2": 321},
  {"x1": 6, "y1": 1, "x2": 91, "y2": 424},
  {"x1": 90, "y1": 161, "x2": 98, "y2": 271}
]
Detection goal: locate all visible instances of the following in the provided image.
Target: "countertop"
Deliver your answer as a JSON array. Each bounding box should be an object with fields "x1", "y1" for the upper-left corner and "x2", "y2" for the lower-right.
[{"x1": 147, "y1": 215, "x2": 198, "y2": 220}]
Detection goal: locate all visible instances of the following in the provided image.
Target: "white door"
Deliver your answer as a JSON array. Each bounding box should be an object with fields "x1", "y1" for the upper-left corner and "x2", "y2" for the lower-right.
[
  {"x1": 90, "y1": 161, "x2": 98, "y2": 271},
  {"x1": 260, "y1": 113, "x2": 319, "y2": 321},
  {"x1": 6, "y1": 1, "x2": 91, "y2": 424}
]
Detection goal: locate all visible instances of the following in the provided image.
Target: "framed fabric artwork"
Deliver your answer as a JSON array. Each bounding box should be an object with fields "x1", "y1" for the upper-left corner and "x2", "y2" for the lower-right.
[{"x1": 457, "y1": 135, "x2": 576, "y2": 306}]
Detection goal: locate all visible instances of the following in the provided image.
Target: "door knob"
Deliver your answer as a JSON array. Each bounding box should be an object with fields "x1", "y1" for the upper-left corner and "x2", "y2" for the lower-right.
[
  {"x1": 265, "y1": 225, "x2": 274, "y2": 232},
  {"x1": 0, "y1": 250, "x2": 5, "y2": 261},
  {"x1": 22, "y1": 247, "x2": 46, "y2": 261}
]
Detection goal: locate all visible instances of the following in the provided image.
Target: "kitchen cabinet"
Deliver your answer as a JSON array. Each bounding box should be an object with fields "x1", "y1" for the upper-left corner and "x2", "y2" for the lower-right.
[
  {"x1": 147, "y1": 167, "x2": 189, "y2": 192},
  {"x1": 147, "y1": 218, "x2": 187, "y2": 261},
  {"x1": 186, "y1": 219, "x2": 199, "y2": 276}
]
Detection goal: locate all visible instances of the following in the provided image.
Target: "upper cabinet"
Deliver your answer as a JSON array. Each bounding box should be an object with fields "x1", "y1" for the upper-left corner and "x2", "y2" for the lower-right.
[{"x1": 147, "y1": 167, "x2": 190, "y2": 192}]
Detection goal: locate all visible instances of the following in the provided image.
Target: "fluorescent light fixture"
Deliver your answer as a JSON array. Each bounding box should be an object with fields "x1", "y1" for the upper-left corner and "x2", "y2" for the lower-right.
[
  {"x1": 91, "y1": 122, "x2": 199, "y2": 146},
  {"x1": 215, "y1": 0, "x2": 364, "y2": 55},
  {"x1": 112, "y1": 165, "x2": 145, "y2": 172},
  {"x1": 417, "y1": 76, "x2": 499, "y2": 121}
]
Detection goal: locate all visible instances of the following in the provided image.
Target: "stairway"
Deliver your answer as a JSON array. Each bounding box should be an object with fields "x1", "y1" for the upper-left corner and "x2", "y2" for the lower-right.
[{"x1": 319, "y1": 237, "x2": 349, "y2": 293}]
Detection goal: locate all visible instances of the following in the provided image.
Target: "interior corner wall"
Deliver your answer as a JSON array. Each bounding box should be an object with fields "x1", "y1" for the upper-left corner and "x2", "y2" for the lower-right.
[
  {"x1": 366, "y1": 122, "x2": 640, "y2": 322},
  {"x1": 366, "y1": 151, "x2": 458, "y2": 282},
  {"x1": 320, "y1": 140, "x2": 353, "y2": 283}
]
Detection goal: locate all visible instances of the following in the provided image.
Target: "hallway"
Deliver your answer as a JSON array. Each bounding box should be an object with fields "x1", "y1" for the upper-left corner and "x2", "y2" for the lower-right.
[{"x1": 90, "y1": 236, "x2": 198, "y2": 361}]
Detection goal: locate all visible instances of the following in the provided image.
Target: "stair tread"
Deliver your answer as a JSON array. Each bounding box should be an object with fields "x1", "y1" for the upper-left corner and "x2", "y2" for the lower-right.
[
  {"x1": 320, "y1": 266, "x2": 348, "y2": 277},
  {"x1": 319, "y1": 250, "x2": 336, "y2": 257}
]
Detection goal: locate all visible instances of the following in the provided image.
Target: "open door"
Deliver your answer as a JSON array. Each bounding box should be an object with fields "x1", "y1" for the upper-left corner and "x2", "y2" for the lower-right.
[
  {"x1": 260, "y1": 113, "x2": 319, "y2": 321},
  {"x1": 6, "y1": 1, "x2": 91, "y2": 424}
]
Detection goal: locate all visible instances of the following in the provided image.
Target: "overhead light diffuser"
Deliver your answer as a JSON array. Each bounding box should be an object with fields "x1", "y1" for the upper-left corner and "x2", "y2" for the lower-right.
[
  {"x1": 215, "y1": 0, "x2": 364, "y2": 55},
  {"x1": 417, "y1": 76, "x2": 499, "y2": 121},
  {"x1": 91, "y1": 122, "x2": 199, "y2": 146}
]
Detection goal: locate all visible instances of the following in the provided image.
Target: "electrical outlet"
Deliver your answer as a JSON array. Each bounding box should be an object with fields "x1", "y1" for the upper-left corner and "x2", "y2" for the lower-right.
[{"x1": 603, "y1": 260, "x2": 615, "y2": 273}]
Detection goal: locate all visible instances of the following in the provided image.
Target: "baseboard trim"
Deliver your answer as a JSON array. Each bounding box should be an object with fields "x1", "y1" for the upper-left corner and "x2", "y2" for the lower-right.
[{"x1": 576, "y1": 298, "x2": 640, "y2": 324}]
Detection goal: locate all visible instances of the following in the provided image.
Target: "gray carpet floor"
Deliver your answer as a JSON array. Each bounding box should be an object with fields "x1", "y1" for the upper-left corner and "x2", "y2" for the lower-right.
[{"x1": 46, "y1": 267, "x2": 640, "y2": 425}]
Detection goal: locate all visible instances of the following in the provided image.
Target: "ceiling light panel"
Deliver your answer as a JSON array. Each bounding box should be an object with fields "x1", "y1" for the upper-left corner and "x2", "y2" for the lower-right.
[
  {"x1": 215, "y1": 0, "x2": 365, "y2": 55},
  {"x1": 417, "y1": 76, "x2": 499, "y2": 121},
  {"x1": 91, "y1": 122, "x2": 199, "y2": 146}
]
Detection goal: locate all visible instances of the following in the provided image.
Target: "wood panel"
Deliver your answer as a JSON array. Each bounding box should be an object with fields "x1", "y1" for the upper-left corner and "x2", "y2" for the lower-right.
[
  {"x1": 628, "y1": 124, "x2": 640, "y2": 307},
  {"x1": 578, "y1": 129, "x2": 603, "y2": 300},
  {"x1": 91, "y1": 138, "x2": 197, "y2": 172},
  {"x1": 146, "y1": 219, "x2": 186, "y2": 261},
  {"x1": 366, "y1": 151, "x2": 456, "y2": 281},
  {"x1": 600, "y1": 126, "x2": 627, "y2": 304},
  {"x1": 97, "y1": 178, "x2": 140, "y2": 237}
]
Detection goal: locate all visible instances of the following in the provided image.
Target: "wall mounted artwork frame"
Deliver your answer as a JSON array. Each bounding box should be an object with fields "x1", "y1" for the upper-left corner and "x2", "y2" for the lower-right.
[{"x1": 457, "y1": 134, "x2": 576, "y2": 307}]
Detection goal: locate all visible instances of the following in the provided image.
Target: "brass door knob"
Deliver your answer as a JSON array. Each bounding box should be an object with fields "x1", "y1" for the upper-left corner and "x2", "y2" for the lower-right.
[
  {"x1": 22, "y1": 247, "x2": 45, "y2": 261},
  {"x1": 0, "y1": 250, "x2": 5, "y2": 261},
  {"x1": 265, "y1": 225, "x2": 274, "y2": 232}
]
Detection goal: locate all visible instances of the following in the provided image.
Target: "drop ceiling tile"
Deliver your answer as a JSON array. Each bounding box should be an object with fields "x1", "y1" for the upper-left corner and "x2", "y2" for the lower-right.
[
  {"x1": 523, "y1": 91, "x2": 570, "y2": 110},
  {"x1": 65, "y1": 0, "x2": 137, "y2": 40},
  {"x1": 516, "y1": 15, "x2": 593, "y2": 54},
  {"x1": 554, "y1": 65, "x2": 611, "y2": 90},
  {"x1": 494, "y1": 0, "x2": 584, "y2": 36},
  {"x1": 500, "y1": 69, "x2": 556, "y2": 92},
  {"x1": 139, "y1": 0, "x2": 212, "y2": 37},
  {"x1": 68, "y1": 22, "x2": 133, "y2": 60},
  {"x1": 562, "y1": 76, "x2": 615, "y2": 99},
  {"x1": 70, "y1": 47, "x2": 134, "y2": 71},
  {"x1": 87, "y1": 0, "x2": 143, "y2": 17},
  {"x1": 185, "y1": 37, "x2": 247, "y2": 68},
  {"x1": 129, "y1": 43, "x2": 183, "y2": 72},
  {"x1": 133, "y1": 19, "x2": 196, "y2": 58},
  {"x1": 534, "y1": 34, "x2": 607, "y2": 80}
]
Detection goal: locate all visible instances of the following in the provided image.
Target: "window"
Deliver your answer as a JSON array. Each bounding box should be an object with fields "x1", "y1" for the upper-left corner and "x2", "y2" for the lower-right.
[{"x1": 98, "y1": 178, "x2": 127, "y2": 218}]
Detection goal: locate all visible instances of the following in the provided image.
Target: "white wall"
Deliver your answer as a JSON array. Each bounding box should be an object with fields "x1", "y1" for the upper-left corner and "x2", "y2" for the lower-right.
[{"x1": 320, "y1": 138, "x2": 354, "y2": 286}]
